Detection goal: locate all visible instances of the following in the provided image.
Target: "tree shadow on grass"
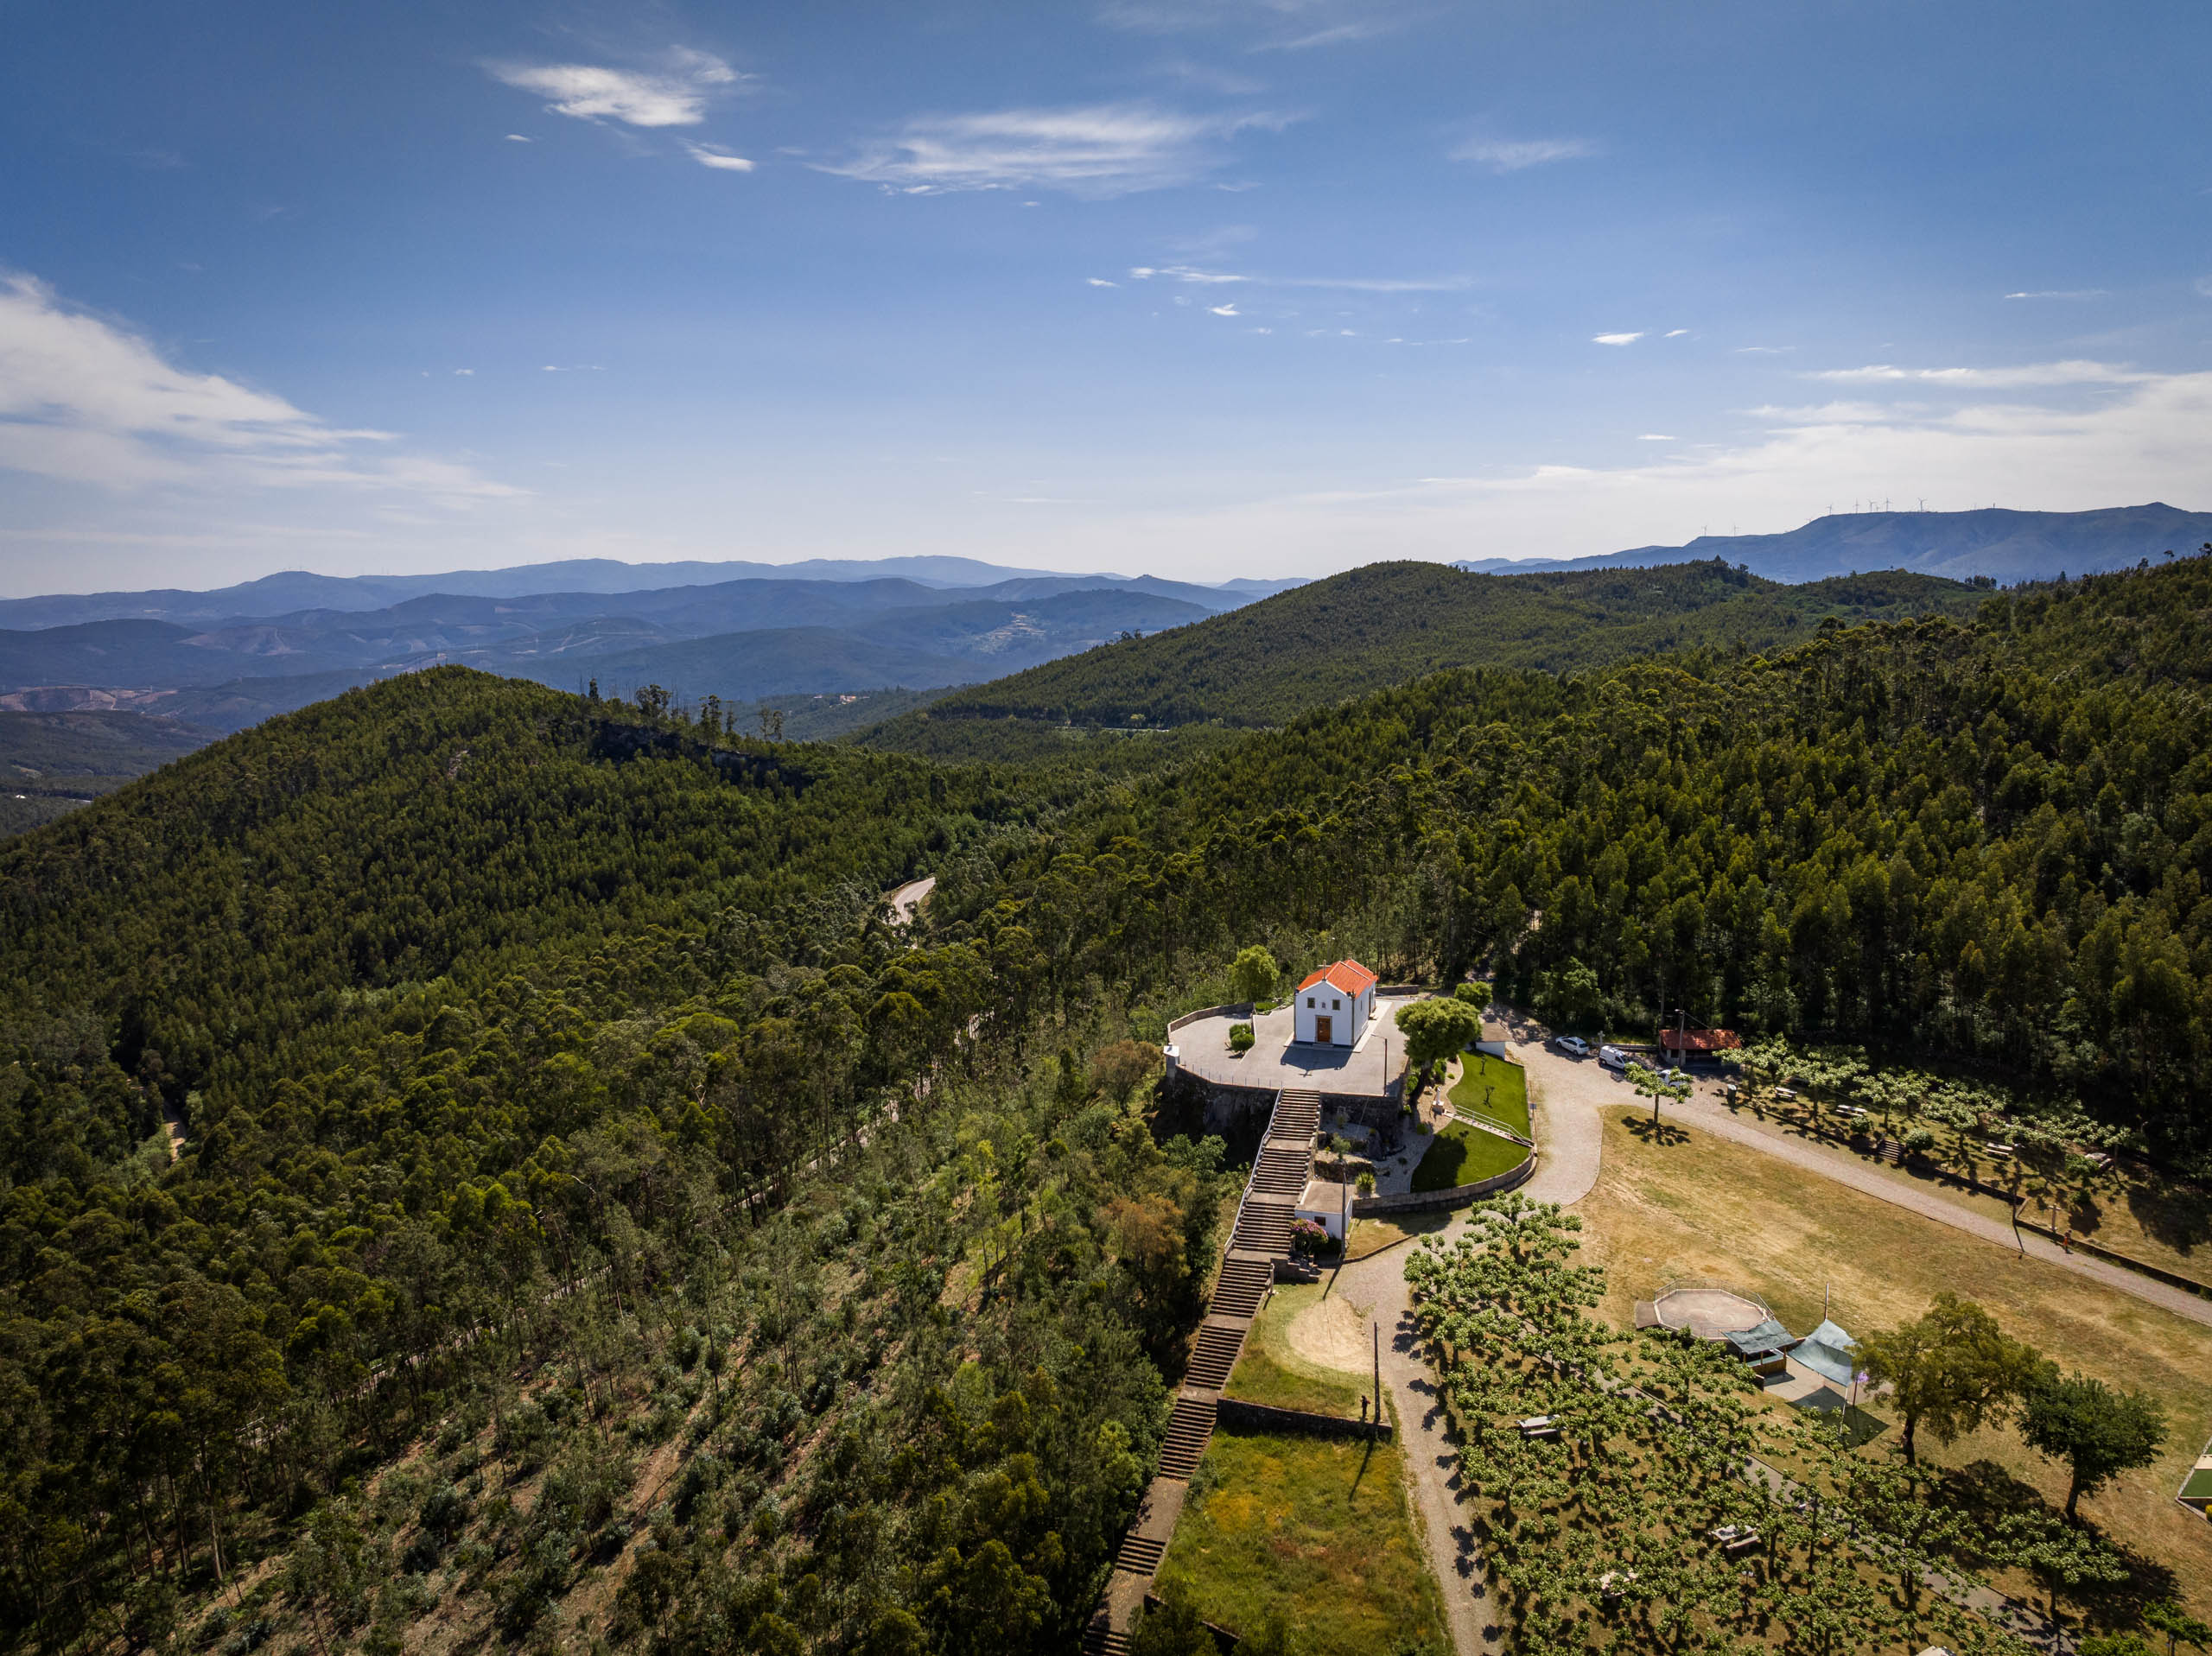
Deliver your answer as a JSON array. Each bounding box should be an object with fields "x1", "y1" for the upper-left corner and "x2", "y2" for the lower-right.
[
  {"x1": 2124, "y1": 1177, "x2": 2212, "y2": 1258},
  {"x1": 1936, "y1": 1460, "x2": 2180, "y2": 1622},
  {"x1": 1621, "y1": 1114, "x2": 1691, "y2": 1147}
]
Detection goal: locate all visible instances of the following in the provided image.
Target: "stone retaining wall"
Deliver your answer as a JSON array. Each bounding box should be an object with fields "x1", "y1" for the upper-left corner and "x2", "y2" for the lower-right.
[
  {"x1": 1351, "y1": 1152, "x2": 1535, "y2": 1216},
  {"x1": 1167, "y1": 1001, "x2": 1255, "y2": 1033},
  {"x1": 1216, "y1": 1397, "x2": 1393, "y2": 1442}
]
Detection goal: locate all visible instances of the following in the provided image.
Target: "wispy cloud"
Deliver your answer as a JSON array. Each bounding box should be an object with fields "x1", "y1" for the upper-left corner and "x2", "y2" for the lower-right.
[
  {"x1": 505, "y1": 134, "x2": 533, "y2": 143},
  {"x1": 2004, "y1": 289, "x2": 2107, "y2": 301},
  {"x1": 0, "y1": 274, "x2": 517, "y2": 500},
  {"x1": 1592, "y1": 332, "x2": 1643, "y2": 346},
  {"x1": 1127, "y1": 263, "x2": 1465, "y2": 292},
  {"x1": 1452, "y1": 137, "x2": 1596, "y2": 174},
  {"x1": 1129, "y1": 264, "x2": 1246, "y2": 283},
  {"x1": 1088, "y1": 277, "x2": 1120, "y2": 288},
  {"x1": 1115, "y1": 368, "x2": 2212, "y2": 570},
  {"x1": 1637, "y1": 434, "x2": 1675, "y2": 441},
  {"x1": 1664, "y1": 328, "x2": 1689, "y2": 338},
  {"x1": 485, "y1": 50, "x2": 740, "y2": 129},
  {"x1": 1100, "y1": 1, "x2": 1413, "y2": 51},
  {"x1": 1812, "y1": 359, "x2": 2147, "y2": 387},
  {"x1": 1210, "y1": 303, "x2": 1241, "y2": 315},
  {"x1": 683, "y1": 142, "x2": 755, "y2": 173},
  {"x1": 819, "y1": 104, "x2": 1287, "y2": 196}
]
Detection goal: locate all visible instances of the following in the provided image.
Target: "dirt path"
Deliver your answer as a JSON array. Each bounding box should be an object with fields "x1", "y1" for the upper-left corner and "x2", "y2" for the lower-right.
[
  {"x1": 1664, "y1": 1085, "x2": 2212, "y2": 1331},
  {"x1": 1510, "y1": 1036, "x2": 2212, "y2": 1332},
  {"x1": 1332, "y1": 1226, "x2": 1502, "y2": 1655}
]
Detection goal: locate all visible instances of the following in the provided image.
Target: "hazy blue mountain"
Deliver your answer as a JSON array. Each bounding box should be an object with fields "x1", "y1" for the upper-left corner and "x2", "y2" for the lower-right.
[
  {"x1": 1456, "y1": 504, "x2": 2212, "y2": 584},
  {"x1": 503, "y1": 627, "x2": 978, "y2": 703},
  {"x1": 0, "y1": 555, "x2": 1268, "y2": 630}
]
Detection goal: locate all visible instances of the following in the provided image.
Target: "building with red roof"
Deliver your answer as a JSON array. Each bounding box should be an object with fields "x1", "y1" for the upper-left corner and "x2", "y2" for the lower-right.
[
  {"x1": 1293, "y1": 959, "x2": 1377, "y2": 1047},
  {"x1": 1660, "y1": 1026, "x2": 1741, "y2": 1058}
]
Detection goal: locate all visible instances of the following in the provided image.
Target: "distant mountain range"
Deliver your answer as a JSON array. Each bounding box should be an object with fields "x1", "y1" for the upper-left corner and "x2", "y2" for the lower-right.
[
  {"x1": 6, "y1": 504, "x2": 2204, "y2": 745},
  {"x1": 1456, "y1": 504, "x2": 2212, "y2": 584},
  {"x1": 0, "y1": 556, "x2": 1305, "y2": 631},
  {"x1": 0, "y1": 559, "x2": 1300, "y2": 733}
]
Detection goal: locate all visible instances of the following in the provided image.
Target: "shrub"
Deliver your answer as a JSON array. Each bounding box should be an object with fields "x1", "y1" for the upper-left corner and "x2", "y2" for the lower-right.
[
  {"x1": 1290, "y1": 1217, "x2": 1339, "y2": 1259},
  {"x1": 1091, "y1": 1039, "x2": 1160, "y2": 1100},
  {"x1": 1229, "y1": 1022, "x2": 1255, "y2": 1052},
  {"x1": 1357, "y1": 1171, "x2": 1376, "y2": 1196}
]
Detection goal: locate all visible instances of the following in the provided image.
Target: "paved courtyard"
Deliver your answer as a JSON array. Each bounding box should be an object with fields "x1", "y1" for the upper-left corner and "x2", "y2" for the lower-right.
[{"x1": 1171, "y1": 994, "x2": 1421, "y2": 1098}]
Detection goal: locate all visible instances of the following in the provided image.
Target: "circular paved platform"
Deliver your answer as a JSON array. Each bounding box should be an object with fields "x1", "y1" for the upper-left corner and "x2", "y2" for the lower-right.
[{"x1": 1651, "y1": 1285, "x2": 1770, "y2": 1339}]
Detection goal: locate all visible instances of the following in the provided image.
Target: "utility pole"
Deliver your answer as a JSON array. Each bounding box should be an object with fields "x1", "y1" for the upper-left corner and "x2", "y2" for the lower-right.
[{"x1": 1373, "y1": 1321, "x2": 1382, "y2": 1441}]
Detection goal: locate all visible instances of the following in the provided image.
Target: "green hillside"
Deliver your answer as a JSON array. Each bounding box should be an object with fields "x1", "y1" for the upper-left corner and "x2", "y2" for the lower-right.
[
  {"x1": 4, "y1": 555, "x2": 2209, "y2": 1653},
  {"x1": 0, "y1": 708, "x2": 216, "y2": 837},
  {"x1": 862, "y1": 559, "x2": 1982, "y2": 750}
]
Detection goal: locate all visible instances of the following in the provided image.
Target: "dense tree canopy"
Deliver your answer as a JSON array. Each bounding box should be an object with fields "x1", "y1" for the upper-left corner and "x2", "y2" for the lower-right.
[{"x1": 1, "y1": 550, "x2": 2207, "y2": 1653}]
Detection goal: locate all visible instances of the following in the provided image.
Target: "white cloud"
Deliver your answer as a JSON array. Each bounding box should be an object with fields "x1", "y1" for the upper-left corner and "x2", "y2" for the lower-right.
[
  {"x1": 1734, "y1": 345, "x2": 1793, "y2": 354},
  {"x1": 1128, "y1": 263, "x2": 1464, "y2": 292},
  {"x1": 1452, "y1": 137, "x2": 1596, "y2": 174},
  {"x1": 1151, "y1": 264, "x2": 1248, "y2": 283},
  {"x1": 1088, "y1": 278, "x2": 1119, "y2": 287},
  {"x1": 1664, "y1": 328, "x2": 1689, "y2": 338},
  {"x1": 1592, "y1": 332, "x2": 1643, "y2": 346},
  {"x1": 454, "y1": 368, "x2": 474, "y2": 376},
  {"x1": 505, "y1": 134, "x2": 533, "y2": 143},
  {"x1": 2004, "y1": 289, "x2": 2107, "y2": 300},
  {"x1": 0, "y1": 274, "x2": 517, "y2": 500},
  {"x1": 1636, "y1": 434, "x2": 1675, "y2": 441},
  {"x1": 1210, "y1": 303, "x2": 1241, "y2": 315},
  {"x1": 818, "y1": 104, "x2": 1287, "y2": 196},
  {"x1": 1812, "y1": 359, "x2": 2146, "y2": 388},
  {"x1": 683, "y1": 142, "x2": 755, "y2": 172},
  {"x1": 1100, "y1": 0, "x2": 1411, "y2": 49},
  {"x1": 486, "y1": 50, "x2": 739, "y2": 129},
  {"x1": 1072, "y1": 365, "x2": 2212, "y2": 571}
]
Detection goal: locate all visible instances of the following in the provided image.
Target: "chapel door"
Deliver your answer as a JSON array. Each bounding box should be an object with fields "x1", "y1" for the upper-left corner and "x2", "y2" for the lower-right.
[{"x1": 1316, "y1": 1015, "x2": 1332, "y2": 1044}]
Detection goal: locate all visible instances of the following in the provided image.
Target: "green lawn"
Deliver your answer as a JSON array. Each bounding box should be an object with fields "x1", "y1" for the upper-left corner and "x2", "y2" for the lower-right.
[
  {"x1": 1410, "y1": 1116, "x2": 1528, "y2": 1192},
  {"x1": 1221, "y1": 1282, "x2": 1366, "y2": 1418},
  {"x1": 1449, "y1": 1052, "x2": 1529, "y2": 1136},
  {"x1": 1154, "y1": 1426, "x2": 1450, "y2": 1655}
]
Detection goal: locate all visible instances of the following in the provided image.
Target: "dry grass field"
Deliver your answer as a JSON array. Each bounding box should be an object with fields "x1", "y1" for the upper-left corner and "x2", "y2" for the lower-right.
[
  {"x1": 1575, "y1": 1107, "x2": 2212, "y2": 1620},
  {"x1": 1221, "y1": 1280, "x2": 1369, "y2": 1418}
]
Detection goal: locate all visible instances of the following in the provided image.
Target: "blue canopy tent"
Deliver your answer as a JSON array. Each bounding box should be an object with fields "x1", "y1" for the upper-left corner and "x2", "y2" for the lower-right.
[{"x1": 1793, "y1": 1319, "x2": 1859, "y2": 1386}]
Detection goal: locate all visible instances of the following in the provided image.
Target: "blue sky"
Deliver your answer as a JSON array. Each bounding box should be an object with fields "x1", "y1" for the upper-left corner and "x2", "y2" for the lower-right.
[{"x1": 3, "y1": 0, "x2": 2209, "y2": 594}]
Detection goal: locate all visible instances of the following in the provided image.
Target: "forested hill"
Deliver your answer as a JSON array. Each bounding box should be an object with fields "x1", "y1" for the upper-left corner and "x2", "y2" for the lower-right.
[
  {"x1": 3, "y1": 553, "x2": 2209, "y2": 1653},
  {"x1": 861, "y1": 559, "x2": 1981, "y2": 750}
]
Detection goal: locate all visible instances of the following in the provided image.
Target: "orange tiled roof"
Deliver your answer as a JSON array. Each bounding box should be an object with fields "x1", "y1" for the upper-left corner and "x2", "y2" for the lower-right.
[
  {"x1": 1294, "y1": 959, "x2": 1378, "y2": 996},
  {"x1": 1660, "y1": 1028, "x2": 1741, "y2": 1052}
]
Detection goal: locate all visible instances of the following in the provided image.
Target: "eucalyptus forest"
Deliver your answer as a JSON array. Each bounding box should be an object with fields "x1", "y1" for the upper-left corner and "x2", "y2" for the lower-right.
[{"x1": 2, "y1": 552, "x2": 2209, "y2": 1654}]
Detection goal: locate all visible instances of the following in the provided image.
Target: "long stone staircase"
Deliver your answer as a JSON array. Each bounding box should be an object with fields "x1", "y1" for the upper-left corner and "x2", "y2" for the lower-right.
[{"x1": 1082, "y1": 1088, "x2": 1322, "y2": 1654}]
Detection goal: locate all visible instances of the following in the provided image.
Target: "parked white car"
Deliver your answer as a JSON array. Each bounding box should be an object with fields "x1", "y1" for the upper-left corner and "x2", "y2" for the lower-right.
[
  {"x1": 1598, "y1": 1044, "x2": 1629, "y2": 1071},
  {"x1": 1554, "y1": 1034, "x2": 1590, "y2": 1057}
]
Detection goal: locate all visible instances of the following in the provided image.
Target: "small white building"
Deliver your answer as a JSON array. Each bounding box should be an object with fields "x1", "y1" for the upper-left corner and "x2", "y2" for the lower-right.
[
  {"x1": 1296, "y1": 1177, "x2": 1350, "y2": 1240},
  {"x1": 1293, "y1": 959, "x2": 1377, "y2": 1046}
]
